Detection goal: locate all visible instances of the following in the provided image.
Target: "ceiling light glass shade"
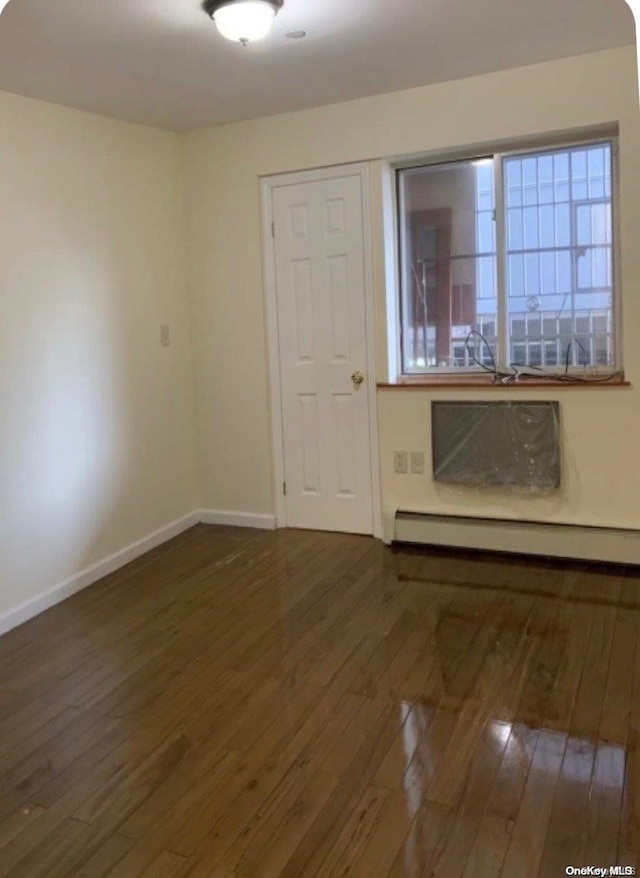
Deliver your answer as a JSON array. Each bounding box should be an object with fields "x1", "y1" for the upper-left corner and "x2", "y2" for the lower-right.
[
  {"x1": 0, "y1": 0, "x2": 12, "y2": 13},
  {"x1": 213, "y1": 1, "x2": 278, "y2": 43},
  {"x1": 618, "y1": 2, "x2": 638, "y2": 106}
]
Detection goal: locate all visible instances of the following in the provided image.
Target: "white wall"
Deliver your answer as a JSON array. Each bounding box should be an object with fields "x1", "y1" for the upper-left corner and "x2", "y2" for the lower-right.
[
  {"x1": 184, "y1": 46, "x2": 640, "y2": 531},
  {"x1": 0, "y1": 90, "x2": 199, "y2": 620}
]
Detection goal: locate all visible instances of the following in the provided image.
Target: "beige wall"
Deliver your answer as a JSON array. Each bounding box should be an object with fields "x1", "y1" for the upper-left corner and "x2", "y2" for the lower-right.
[
  {"x1": 0, "y1": 90, "x2": 198, "y2": 619},
  {"x1": 184, "y1": 45, "x2": 640, "y2": 530}
]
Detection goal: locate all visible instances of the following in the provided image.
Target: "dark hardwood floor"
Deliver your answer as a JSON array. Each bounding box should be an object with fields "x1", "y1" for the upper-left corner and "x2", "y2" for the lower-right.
[{"x1": 0, "y1": 524, "x2": 639, "y2": 877}]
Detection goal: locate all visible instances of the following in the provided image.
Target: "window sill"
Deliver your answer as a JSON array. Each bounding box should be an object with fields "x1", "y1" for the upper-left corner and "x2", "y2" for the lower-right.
[{"x1": 377, "y1": 374, "x2": 630, "y2": 389}]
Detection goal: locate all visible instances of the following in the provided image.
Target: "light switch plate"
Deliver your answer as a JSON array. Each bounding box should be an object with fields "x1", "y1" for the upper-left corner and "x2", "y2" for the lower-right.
[
  {"x1": 410, "y1": 451, "x2": 425, "y2": 474},
  {"x1": 394, "y1": 451, "x2": 409, "y2": 474},
  {"x1": 160, "y1": 324, "x2": 170, "y2": 347}
]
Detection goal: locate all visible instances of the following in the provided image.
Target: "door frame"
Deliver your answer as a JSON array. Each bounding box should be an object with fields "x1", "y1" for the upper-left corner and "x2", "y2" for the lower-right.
[{"x1": 261, "y1": 162, "x2": 382, "y2": 539}]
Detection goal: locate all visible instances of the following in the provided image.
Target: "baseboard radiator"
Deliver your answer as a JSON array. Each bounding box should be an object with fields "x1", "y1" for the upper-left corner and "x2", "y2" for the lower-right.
[{"x1": 393, "y1": 511, "x2": 640, "y2": 565}]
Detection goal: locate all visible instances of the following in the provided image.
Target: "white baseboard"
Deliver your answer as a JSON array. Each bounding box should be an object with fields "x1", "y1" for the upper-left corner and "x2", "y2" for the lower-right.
[
  {"x1": 394, "y1": 511, "x2": 640, "y2": 565},
  {"x1": 3, "y1": 501, "x2": 635, "y2": 640},
  {"x1": 0, "y1": 507, "x2": 278, "y2": 637},
  {"x1": 0, "y1": 512, "x2": 199, "y2": 638},
  {"x1": 198, "y1": 509, "x2": 277, "y2": 530}
]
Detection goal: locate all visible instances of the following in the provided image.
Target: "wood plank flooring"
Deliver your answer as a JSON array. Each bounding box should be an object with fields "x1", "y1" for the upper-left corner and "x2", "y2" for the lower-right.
[{"x1": 0, "y1": 524, "x2": 638, "y2": 876}]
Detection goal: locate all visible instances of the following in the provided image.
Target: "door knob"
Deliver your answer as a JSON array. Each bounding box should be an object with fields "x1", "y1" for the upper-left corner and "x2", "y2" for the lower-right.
[{"x1": 351, "y1": 370, "x2": 366, "y2": 386}]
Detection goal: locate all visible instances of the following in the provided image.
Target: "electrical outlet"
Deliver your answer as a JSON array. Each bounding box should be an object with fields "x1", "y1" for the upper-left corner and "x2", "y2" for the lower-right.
[
  {"x1": 160, "y1": 324, "x2": 170, "y2": 347},
  {"x1": 394, "y1": 451, "x2": 408, "y2": 474},
  {"x1": 410, "y1": 451, "x2": 425, "y2": 474}
]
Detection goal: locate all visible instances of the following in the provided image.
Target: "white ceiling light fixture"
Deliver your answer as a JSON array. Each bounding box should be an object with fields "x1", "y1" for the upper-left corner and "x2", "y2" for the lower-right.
[
  {"x1": 205, "y1": 0, "x2": 283, "y2": 46},
  {"x1": 623, "y1": 0, "x2": 640, "y2": 106},
  {"x1": 0, "y1": 0, "x2": 12, "y2": 14}
]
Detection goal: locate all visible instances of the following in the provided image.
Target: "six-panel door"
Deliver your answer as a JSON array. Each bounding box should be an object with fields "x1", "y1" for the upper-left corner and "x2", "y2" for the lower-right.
[{"x1": 272, "y1": 174, "x2": 374, "y2": 534}]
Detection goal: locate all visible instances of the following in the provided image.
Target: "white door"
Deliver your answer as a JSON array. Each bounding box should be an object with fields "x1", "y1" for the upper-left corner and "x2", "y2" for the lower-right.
[{"x1": 272, "y1": 172, "x2": 374, "y2": 534}]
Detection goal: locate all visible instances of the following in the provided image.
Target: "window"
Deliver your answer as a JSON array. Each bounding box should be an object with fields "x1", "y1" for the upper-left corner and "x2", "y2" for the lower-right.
[{"x1": 397, "y1": 140, "x2": 617, "y2": 376}]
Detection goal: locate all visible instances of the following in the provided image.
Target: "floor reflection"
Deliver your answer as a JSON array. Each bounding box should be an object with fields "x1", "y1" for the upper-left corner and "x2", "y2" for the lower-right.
[{"x1": 387, "y1": 541, "x2": 640, "y2": 876}]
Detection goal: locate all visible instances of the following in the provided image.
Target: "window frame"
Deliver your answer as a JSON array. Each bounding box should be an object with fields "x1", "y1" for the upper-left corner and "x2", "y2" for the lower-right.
[{"x1": 394, "y1": 135, "x2": 621, "y2": 378}]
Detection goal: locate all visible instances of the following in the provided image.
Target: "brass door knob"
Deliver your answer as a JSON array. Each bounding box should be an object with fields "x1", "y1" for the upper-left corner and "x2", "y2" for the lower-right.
[{"x1": 351, "y1": 370, "x2": 365, "y2": 386}]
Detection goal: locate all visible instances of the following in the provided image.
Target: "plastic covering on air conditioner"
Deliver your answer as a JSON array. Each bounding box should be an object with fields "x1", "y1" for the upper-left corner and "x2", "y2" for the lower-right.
[{"x1": 431, "y1": 401, "x2": 561, "y2": 494}]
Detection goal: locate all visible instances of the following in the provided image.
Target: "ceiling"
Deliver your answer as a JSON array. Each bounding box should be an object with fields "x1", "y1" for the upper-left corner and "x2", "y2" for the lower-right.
[{"x1": 0, "y1": 0, "x2": 635, "y2": 131}]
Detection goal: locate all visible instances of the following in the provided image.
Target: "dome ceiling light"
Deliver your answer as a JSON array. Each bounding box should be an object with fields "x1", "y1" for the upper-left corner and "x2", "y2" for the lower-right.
[
  {"x1": 205, "y1": 0, "x2": 283, "y2": 46},
  {"x1": 627, "y1": 1, "x2": 640, "y2": 103}
]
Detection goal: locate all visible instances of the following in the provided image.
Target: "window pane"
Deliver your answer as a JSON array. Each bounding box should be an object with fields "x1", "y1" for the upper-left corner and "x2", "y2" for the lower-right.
[
  {"x1": 477, "y1": 211, "x2": 495, "y2": 254},
  {"x1": 508, "y1": 208, "x2": 523, "y2": 250},
  {"x1": 503, "y1": 142, "x2": 615, "y2": 369},
  {"x1": 571, "y1": 150, "x2": 588, "y2": 201},
  {"x1": 554, "y1": 203, "x2": 570, "y2": 247},
  {"x1": 588, "y1": 147, "x2": 605, "y2": 198},
  {"x1": 506, "y1": 159, "x2": 522, "y2": 207},
  {"x1": 554, "y1": 153, "x2": 570, "y2": 202},
  {"x1": 398, "y1": 159, "x2": 497, "y2": 372},
  {"x1": 522, "y1": 157, "x2": 538, "y2": 206},
  {"x1": 477, "y1": 255, "x2": 495, "y2": 299},
  {"x1": 557, "y1": 250, "x2": 571, "y2": 293},
  {"x1": 539, "y1": 205, "x2": 554, "y2": 248},
  {"x1": 523, "y1": 207, "x2": 539, "y2": 249},
  {"x1": 525, "y1": 253, "x2": 540, "y2": 296},
  {"x1": 540, "y1": 252, "x2": 555, "y2": 295},
  {"x1": 538, "y1": 155, "x2": 554, "y2": 205}
]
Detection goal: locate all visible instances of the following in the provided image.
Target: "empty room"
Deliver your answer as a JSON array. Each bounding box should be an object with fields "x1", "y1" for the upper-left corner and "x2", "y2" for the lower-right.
[{"x1": 1, "y1": 0, "x2": 639, "y2": 875}]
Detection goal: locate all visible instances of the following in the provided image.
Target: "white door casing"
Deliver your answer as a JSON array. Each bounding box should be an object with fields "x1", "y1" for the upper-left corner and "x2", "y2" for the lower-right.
[{"x1": 265, "y1": 167, "x2": 379, "y2": 535}]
